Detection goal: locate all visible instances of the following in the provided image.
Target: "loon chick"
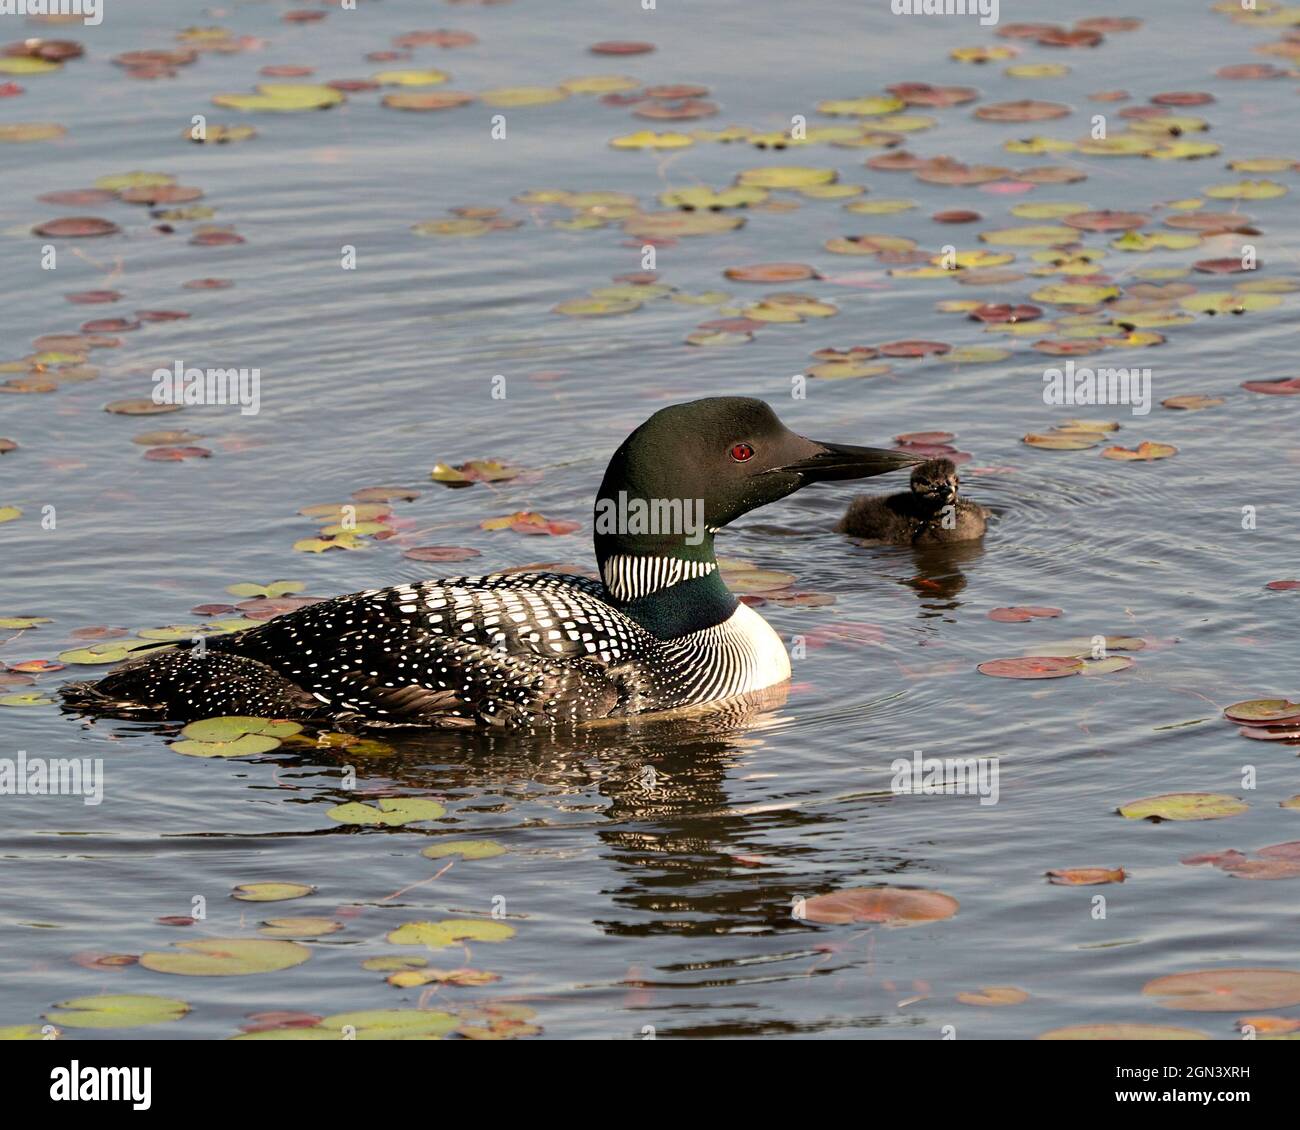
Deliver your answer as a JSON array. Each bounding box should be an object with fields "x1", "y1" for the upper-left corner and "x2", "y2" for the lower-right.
[
  {"x1": 838, "y1": 458, "x2": 987, "y2": 546},
  {"x1": 64, "y1": 397, "x2": 917, "y2": 730}
]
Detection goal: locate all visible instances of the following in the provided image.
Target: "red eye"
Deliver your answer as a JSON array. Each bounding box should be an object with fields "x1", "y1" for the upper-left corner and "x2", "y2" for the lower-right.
[{"x1": 730, "y1": 442, "x2": 754, "y2": 462}]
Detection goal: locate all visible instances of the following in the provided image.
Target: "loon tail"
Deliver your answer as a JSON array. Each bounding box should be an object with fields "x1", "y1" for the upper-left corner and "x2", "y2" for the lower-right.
[{"x1": 59, "y1": 646, "x2": 323, "y2": 723}]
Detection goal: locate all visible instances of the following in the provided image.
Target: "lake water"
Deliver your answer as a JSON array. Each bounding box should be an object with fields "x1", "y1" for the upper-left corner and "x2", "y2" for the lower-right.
[{"x1": 2, "y1": 0, "x2": 1298, "y2": 1039}]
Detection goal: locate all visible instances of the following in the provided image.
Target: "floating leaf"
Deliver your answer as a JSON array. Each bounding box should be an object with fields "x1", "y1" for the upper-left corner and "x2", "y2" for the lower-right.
[
  {"x1": 736, "y1": 166, "x2": 836, "y2": 189},
  {"x1": 212, "y1": 84, "x2": 344, "y2": 112},
  {"x1": 326, "y1": 797, "x2": 446, "y2": 827},
  {"x1": 388, "y1": 967, "x2": 500, "y2": 988},
  {"x1": 1040, "y1": 1024, "x2": 1208, "y2": 1040},
  {"x1": 421, "y1": 840, "x2": 507, "y2": 860},
  {"x1": 232, "y1": 882, "x2": 315, "y2": 902},
  {"x1": 956, "y1": 987, "x2": 1030, "y2": 1006},
  {"x1": 1119, "y1": 794, "x2": 1247, "y2": 821},
  {"x1": 387, "y1": 919, "x2": 516, "y2": 947},
  {"x1": 45, "y1": 995, "x2": 189, "y2": 1030},
  {"x1": 1223, "y1": 699, "x2": 1300, "y2": 725},
  {"x1": 141, "y1": 938, "x2": 311, "y2": 976},
  {"x1": 481, "y1": 85, "x2": 568, "y2": 107},
  {"x1": 259, "y1": 917, "x2": 342, "y2": 939},
  {"x1": 801, "y1": 887, "x2": 958, "y2": 927},
  {"x1": 1143, "y1": 969, "x2": 1300, "y2": 1012},
  {"x1": 977, "y1": 656, "x2": 1084, "y2": 679},
  {"x1": 1101, "y1": 441, "x2": 1177, "y2": 461},
  {"x1": 1046, "y1": 867, "x2": 1126, "y2": 885},
  {"x1": 988, "y1": 606, "x2": 1061, "y2": 622}
]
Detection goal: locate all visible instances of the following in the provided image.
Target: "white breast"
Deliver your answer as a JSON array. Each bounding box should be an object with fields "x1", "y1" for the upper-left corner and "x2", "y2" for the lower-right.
[{"x1": 667, "y1": 601, "x2": 792, "y2": 704}]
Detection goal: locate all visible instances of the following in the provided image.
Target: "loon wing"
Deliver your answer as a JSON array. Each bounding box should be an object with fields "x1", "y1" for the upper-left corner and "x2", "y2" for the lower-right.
[{"x1": 212, "y1": 573, "x2": 653, "y2": 728}]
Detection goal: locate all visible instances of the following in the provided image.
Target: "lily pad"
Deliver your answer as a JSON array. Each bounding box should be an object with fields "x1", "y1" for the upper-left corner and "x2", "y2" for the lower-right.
[
  {"x1": 801, "y1": 887, "x2": 958, "y2": 927},
  {"x1": 140, "y1": 938, "x2": 311, "y2": 976},
  {"x1": 977, "y1": 656, "x2": 1084, "y2": 679},
  {"x1": 325, "y1": 797, "x2": 446, "y2": 827},
  {"x1": 387, "y1": 919, "x2": 516, "y2": 947},
  {"x1": 45, "y1": 994, "x2": 189, "y2": 1030},
  {"x1": 1143, "y1": 969, "x2": 1300, "y2": 1012},
  {"x1": 420, "y1": 840, "x2": 507, "y2": 860},
  {"x1": 232, "y1": 882, "x2": 315, "y2": 902},
  {"x1": 1119, "y1": 794, "x2": 1247, "y2": 821},
  {"x1": 1040, "y1": 1023, "x2": 1207, "y2": 1040}
]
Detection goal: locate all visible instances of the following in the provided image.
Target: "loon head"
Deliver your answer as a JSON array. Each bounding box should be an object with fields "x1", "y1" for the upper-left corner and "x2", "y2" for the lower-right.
[
  {"x1": 910, "y1": 457, "x2": 959, "y2": 510},
  {"x1": 594, "y1": 397, "x2": 919, "y2": 565}
]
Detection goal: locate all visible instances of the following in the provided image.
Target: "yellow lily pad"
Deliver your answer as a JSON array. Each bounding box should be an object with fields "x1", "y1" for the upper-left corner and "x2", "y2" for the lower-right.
[{"x1": 1118, "y1": 794, "x2": 1248, "y2": 821}]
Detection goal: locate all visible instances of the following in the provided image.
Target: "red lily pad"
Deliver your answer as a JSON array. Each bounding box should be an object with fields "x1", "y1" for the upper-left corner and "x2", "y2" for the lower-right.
[
  {"x1": 801, "y1": 886, "x2": 958, "y2": 927},
  {"x1": 39, "y1": 189, "x2": 115, "y2": 206},
  {"x1": 32, "y1": 217, "x2": 121, "y2": 238},
  {"x1": 1223, "y1": 699, "x2": 1300, "y2": 724},
  {"x1": 136, "y1": 310, "x2": 191, "y2": 322},
  {"x1": 932, "y1": 209, "x2": 981, "y2": 223},
  {"x1": 184, "y1": 278, "x2": 234, "y2": 290},
  {"x1": 64, "y1": 290, "x2": 121, "y2": 304},
  {"x1": 724, "y1": 263, "x2": 816, "y2": 283},
  {"x1": 403, "y1": 546, "x2": 482, "y2": 563},
  {"x1": 969, "y1": 303, "x2": 1041, "y2": 323},
  {"x1": 1046, "y1": 867, "x2": 1125, "y2": 885},
  {"x1": 988, "y1": 606, "x2": 1062, "y2": 622},
  {"x1": 1063, "y1": 210, "x2": 1150, "y2": 232},
  {"x1": 1242, "y1": 379, "x2": 1300, "y2": 396},
  {"x1": 879, "y1": 340, "x2": 951, "y2": 358},
  {"x1": 1194, "y1": 258, "x2": 1255, "y2": 274},
  {"x1": 1265, "y1": 579, "x2": 1300, "y2": 590},
  {"x1": 1216, "y1": 64, "x2": 1286, "y2": 80},
  {"x1": 80, "y1": 318, "x2": 139, "y2": 333},
  {"x1": 977, "y1": 656, "x2": 1084, "y2": 679},
  {"x1": 589, "y1": 41, "x2": 655, "y2": 55},
  {"x1": 885, "y1": 82, "x2": 978, "y2": 108},
  {"x1": 1150, "y1": 91, "x2": 1214, "y2": 107},
  {"x1": 975, "y1": 100, "x2": 1071, "y2": 123},
  {"x1": 1036, "y1": 28, "x2": 1103, "y2": 48},
  {"x1": 143, "y1": 446, "x2": 212, "y2": 461},
  {"x1": 393, "y1": 30, "x2": 478, "y2": 49}
]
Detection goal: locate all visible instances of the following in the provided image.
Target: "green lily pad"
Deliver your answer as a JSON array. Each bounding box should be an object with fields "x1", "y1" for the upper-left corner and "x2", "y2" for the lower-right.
[
  {"x1": 57, "y1": 641, "x2": 153, "y2": 665},
  {"x1": 326, "y1": 797, "x2": 446, "y2": 827},
  {"x1": 361, "y1": 955, "x2": 428, "y2": 972},
  {"x1": 226, "y1": 580, "x2": 306, "y2": 599},
  {"x1": 181, "y1": 717, "x2": 303, "y2": 741},
  {"x1": 0, "y1": 692, "x2": 54, "y2": 707},
  {"x1": 386, "y1": 919, "x2": 516, "y2": 948},
  {"x1": 235, "y1": 1008, "x2": 458, "y2": 1041},
  {"x1": 0, "y1": 1024, "x2": 49, "y2": 1040},
  {"x1": 0, "y1": 617, "x2": 52, "y2": 630},
  {"x1": 172, "y1": 716, "x2": 302, "y2": 758},
  {"x1": 232, "y1": 882, "x2": 315, "y2": 902},
  {"x1": 140, "y1": 938, "x2": 311, "y2": 976},
  {"x1": 421, "y1": 840, "x2": 508, "y2": 860},
  {"x1": 258, "y1": 917, "x2": 342, "y2": 939},
  {"x1": 44, "y1": 994, "x2": 189, "y2": 1029}
]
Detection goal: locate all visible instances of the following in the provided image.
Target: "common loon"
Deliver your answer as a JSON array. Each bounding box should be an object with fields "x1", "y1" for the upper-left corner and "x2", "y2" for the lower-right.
[
  {"x1": 63, "y1": 398, "x2": 917, "y2": 729},
  {"x1": 837, "y1": 457, "x2": 988, "y2": 546}
]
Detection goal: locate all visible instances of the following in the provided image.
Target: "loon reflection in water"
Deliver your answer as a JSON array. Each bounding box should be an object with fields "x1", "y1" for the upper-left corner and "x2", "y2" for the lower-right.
[{"x1": 63, "y1": 398, "x2": 917, "y2": 729}]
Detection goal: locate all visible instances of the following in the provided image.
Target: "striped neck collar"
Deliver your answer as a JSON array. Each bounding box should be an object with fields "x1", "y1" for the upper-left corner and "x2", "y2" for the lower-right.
[{"x1": 600, "y1": 554, "x2": 718, "y2": 603}]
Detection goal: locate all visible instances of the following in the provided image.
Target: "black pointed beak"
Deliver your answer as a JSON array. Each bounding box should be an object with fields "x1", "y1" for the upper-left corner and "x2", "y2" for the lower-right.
[{"x1": 775, "y1": 439, "x2": 923, "y2": 483}]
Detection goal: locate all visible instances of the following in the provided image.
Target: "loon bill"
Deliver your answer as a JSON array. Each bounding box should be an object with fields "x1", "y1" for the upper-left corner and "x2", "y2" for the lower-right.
[{"x1": 63, "y1": 397, "x2": 918, "y2": 730}]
